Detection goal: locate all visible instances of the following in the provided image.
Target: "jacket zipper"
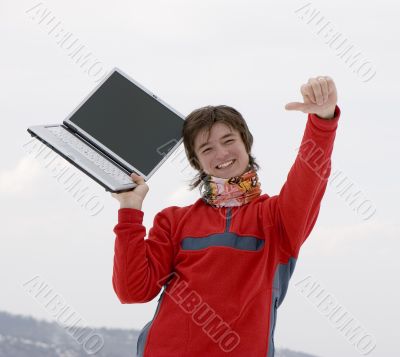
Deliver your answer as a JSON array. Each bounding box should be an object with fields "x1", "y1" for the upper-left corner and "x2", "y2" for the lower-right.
[{"x1": 225, "y1": 207, "x2": 232, "y2": 232}]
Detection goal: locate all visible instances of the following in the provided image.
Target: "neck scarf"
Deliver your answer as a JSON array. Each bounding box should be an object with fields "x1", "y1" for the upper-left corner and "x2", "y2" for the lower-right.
[{"x1": 201, "y1": 168, "x2": 262, "y2": 208}]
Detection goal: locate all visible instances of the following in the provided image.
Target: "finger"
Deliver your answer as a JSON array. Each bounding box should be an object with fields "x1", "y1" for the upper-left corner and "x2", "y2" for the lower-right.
[
  {"x1": 309, "y1": 78, "x2": 323, "y2": 105},
  {"x1": 301, "y1": 84, "x2": 316, "y2": 104},
  {"x1": 317, "y1": 77, "x2": 329, "y2": 103},
  {"x1": 325, "y1": 76, "x2": 336, "y2": 95},
  {"x1": 285, "y1": 102, "x2": 307, "y2": 111},
  {"x1": 303, "y1": 92, "x2": 316, "y2": 106},
  {"x1": 131, "y1": 173, "x2": 145, "y2": 184}
]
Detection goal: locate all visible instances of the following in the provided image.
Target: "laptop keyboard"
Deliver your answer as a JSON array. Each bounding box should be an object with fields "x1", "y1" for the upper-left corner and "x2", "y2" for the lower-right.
[{"x1": 47, "y1": 126, "x2": 133, "y2": 185}]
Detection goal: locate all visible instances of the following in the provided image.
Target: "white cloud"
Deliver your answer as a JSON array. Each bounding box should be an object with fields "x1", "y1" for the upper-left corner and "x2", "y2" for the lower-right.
[
  {"x1": 165, "y1": 185, "x2": 198, "y2": 207},
  {"x1": 0, "y1": 156, "x2": 42, "y2": 195},
  {"x1": 309, "y1": 220, "x2": 399, "y2": 256}
]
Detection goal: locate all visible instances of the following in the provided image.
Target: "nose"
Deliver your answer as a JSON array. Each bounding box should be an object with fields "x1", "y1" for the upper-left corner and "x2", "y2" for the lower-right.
[{"x1": 215, "y1": 145, "x2": 231, "y2": 161}]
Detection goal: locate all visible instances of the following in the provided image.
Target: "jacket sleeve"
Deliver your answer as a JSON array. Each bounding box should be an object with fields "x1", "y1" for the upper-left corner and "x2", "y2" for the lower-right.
[
  {"x1": 272, "y1": 105, "x2": 341, "y2": 257},
  {"x1": 112, "y1": 207, "x2": 175, "y2": 304}
]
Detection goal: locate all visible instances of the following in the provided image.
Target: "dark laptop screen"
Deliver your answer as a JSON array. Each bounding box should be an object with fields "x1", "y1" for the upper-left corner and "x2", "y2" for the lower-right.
[{"x1": 68, "y1": 71, "x2": 184, "y2": 176}]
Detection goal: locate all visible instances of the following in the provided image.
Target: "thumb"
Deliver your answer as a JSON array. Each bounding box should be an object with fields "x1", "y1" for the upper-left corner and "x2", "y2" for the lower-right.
[
  {"x1": 131, "y1": 173, "x2": 145, "y2": 184},
  {"x1": 285, "y1": 102, "x2": 307, "y2": 111}
]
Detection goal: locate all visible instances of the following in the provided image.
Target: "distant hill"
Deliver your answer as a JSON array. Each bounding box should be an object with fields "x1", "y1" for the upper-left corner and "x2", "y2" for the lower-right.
[
  {"x1": 275, "y1": 349, "x2": 321, "y2": 357},
  {"x1": 0, "y1": 310, "x2": 320, "y2": 357}
]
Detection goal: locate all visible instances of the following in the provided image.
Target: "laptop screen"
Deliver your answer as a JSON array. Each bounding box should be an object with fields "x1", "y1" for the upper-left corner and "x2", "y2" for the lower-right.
[{"x1": 66, "y1": 70, "x2": 185, "y2": 177}]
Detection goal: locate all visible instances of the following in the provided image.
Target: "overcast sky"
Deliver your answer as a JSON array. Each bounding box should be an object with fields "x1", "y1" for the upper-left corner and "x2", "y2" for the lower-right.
[{"x1": 1, "y1": 1, "x2": 399, "y2": 356}]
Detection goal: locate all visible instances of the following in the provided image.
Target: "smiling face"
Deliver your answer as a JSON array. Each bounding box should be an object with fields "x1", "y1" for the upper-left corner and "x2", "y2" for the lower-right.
[{"x1": 194, "y1": 122, "x2": 250, "y2": 179}]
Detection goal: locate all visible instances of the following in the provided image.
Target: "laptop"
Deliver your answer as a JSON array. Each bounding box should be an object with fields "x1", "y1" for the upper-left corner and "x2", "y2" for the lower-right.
[{"x1": 27, "y1": 67, "x2": 185, "y2": 193}]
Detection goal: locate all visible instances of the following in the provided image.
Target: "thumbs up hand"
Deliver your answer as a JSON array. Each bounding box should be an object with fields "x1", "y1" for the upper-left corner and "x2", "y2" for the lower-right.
[{"x1": 285, "y1": 76, "x2": 338, "y2": 119}]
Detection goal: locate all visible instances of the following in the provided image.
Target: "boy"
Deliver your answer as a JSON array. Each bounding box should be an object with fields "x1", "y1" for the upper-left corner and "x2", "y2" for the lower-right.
[{"x1": 111, "y1": 75, "x2": 340, "y2": 356}]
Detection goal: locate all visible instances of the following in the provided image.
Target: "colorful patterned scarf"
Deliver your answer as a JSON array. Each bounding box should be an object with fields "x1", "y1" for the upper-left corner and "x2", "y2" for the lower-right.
[{"x1": 201, "y1": 168, "x2": 262, "y2": 208}]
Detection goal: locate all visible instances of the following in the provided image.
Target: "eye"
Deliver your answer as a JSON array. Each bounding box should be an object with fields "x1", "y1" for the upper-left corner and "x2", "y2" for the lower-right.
[
  {"x1": 202, "y1": 148, "x2": 211, "y2": 153},
  {"x1": 225, "y1": 139, "x2": 234, "y2": 144}
]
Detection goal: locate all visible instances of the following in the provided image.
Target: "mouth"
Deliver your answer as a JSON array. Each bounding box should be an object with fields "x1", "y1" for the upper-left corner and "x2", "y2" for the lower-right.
[{"x1": 215, "y1": 159, "x2": 235, "y2": 170}]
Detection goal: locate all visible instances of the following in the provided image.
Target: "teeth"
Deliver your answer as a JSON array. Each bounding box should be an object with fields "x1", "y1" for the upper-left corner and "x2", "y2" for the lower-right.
[{"x1": 217, "y1": 160, "x2": 234, "y2": 169}]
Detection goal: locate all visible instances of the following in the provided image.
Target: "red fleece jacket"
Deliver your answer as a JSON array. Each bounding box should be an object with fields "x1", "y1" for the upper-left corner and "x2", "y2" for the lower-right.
[{"x1": 112, "y1": 105, "x2": 341, "y2": 357}]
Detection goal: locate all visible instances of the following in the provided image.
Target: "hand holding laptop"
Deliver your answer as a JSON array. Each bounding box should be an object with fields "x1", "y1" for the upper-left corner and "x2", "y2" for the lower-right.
[{"x1": 111, "y1": 173, "x2": 149, "y2": 210}]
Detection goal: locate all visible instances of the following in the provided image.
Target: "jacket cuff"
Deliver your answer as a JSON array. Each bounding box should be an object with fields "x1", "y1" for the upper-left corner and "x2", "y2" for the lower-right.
[
  {"x1": 309, "y1": 105, "x2": 341, "y2": 131},
  {"x1": 118, "y1": 208, "x2": 144, "y2": 223}
]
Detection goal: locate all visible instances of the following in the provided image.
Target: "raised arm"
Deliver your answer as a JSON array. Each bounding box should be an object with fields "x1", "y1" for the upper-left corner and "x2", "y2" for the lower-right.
[
  {"x1": 112, "y1": 207, "x2": 176, "y2": 304},
  {"x1": 273, "y1": 75, "x2": 341, "y2": 256}
]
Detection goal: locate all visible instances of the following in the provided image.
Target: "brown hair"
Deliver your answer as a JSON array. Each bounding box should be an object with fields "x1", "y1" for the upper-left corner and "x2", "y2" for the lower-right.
[{"x1": 182, "y1": 104, "x2": 260, "y2": 191}]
